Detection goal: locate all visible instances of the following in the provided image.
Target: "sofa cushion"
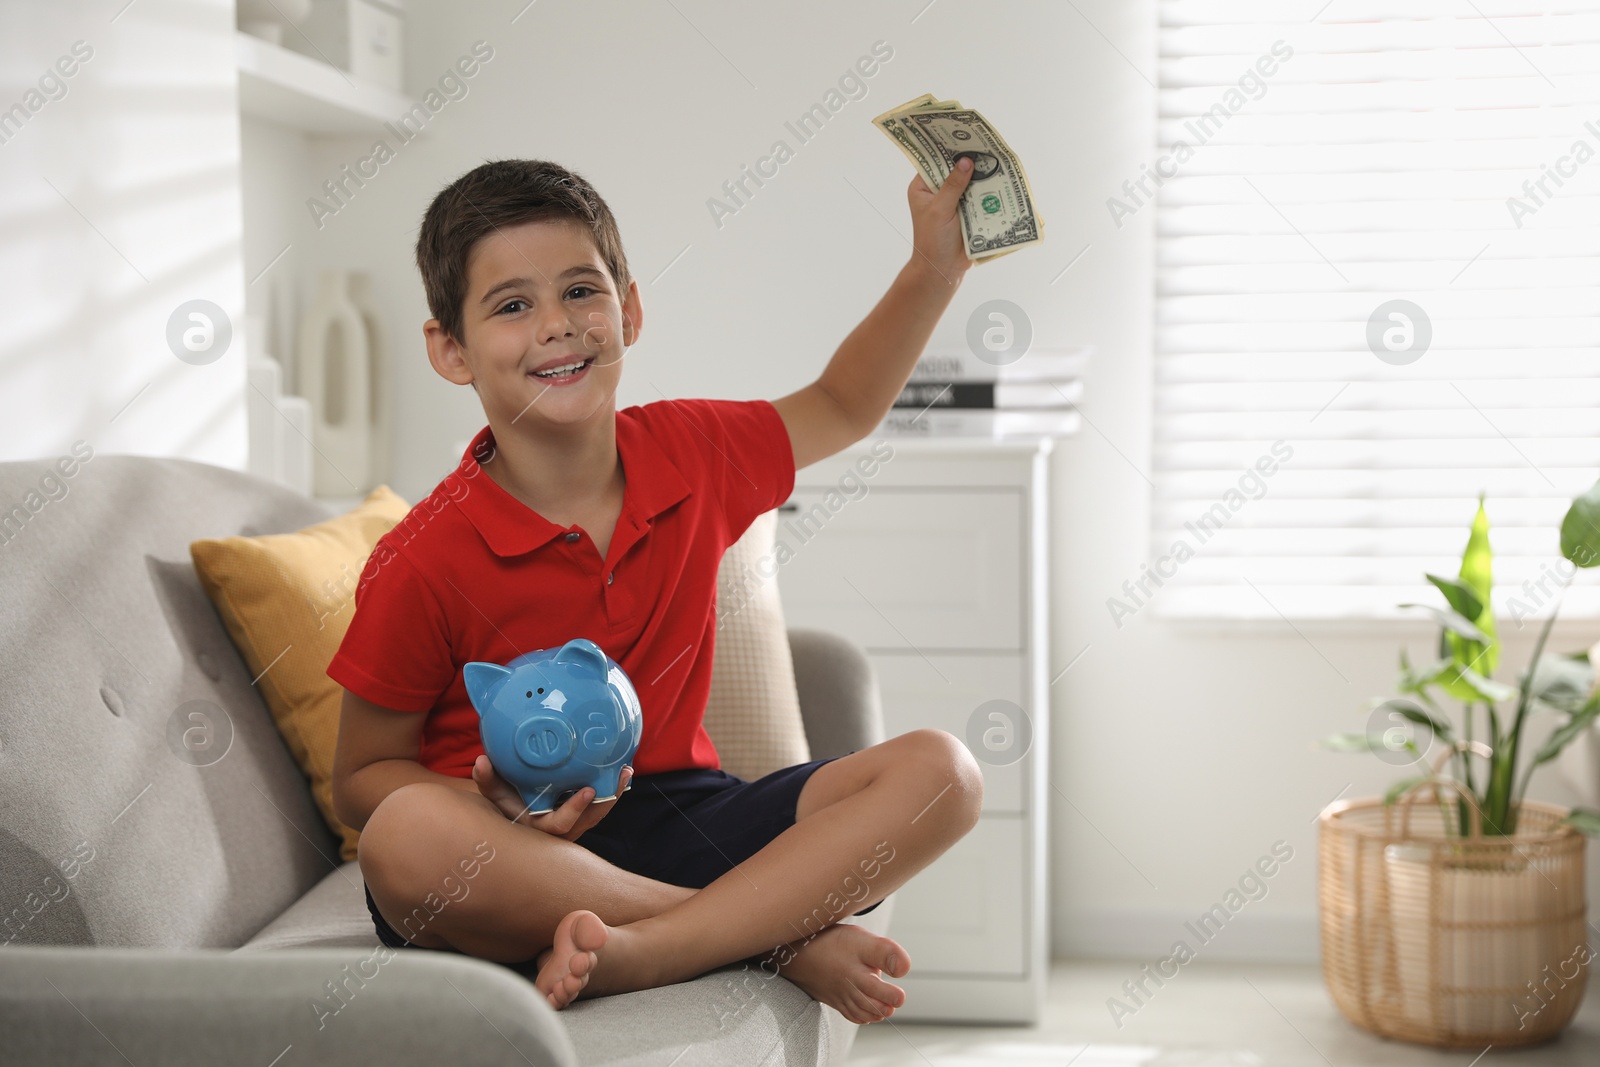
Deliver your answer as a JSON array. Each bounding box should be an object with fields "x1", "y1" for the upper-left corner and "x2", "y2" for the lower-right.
[
  {"x1": 235, "y1": 863, "x2": 893, "y2": 1065},
  {"x1": 189, "y1": 486, "x2": 411, "y2": 861},
  {"x1": 702, "y1": 509, "x2": 811, "y2": 781},
  {"x1": 233, "y1": 861, "x2": 380, "y2": 953},
  {"x1": 562, "y1": 960, "x2": 842, "y2": 1067},
  {"x1": 561, "y1": 896, "x2": 893, "y2": 1067},
  {"x1": 0, "y1": 455, "x2": 344, "y2": 949}
]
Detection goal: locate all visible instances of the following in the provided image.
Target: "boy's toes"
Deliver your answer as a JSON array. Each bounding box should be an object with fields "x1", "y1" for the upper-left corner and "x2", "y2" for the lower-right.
[
  {"x1": 570, "y1": 911, "x2": 608, "y2": 953},
  {"x1": 536, "y1": 909, "x2": 610, "y2": 1010},
  {"x1": 861, "y1": 970, "x2": 906, "y2": 1008},
  {"x1": 849, "y1": 990, "x2": 893, "y2": 1023},
  {"x1": 869, "y1": 936, "x2": 911, "y2": 979}
]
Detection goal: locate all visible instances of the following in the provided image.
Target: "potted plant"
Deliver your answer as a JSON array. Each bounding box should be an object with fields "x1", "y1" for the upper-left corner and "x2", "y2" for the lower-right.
[{"x1": 1318, "y1": 490, "x2": 1600, "y2": 1048}]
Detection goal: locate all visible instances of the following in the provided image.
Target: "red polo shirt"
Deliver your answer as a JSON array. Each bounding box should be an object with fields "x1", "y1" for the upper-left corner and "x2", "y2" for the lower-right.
[{"x1": 326, "y1": 398, "x2": 796, "y2": 778}]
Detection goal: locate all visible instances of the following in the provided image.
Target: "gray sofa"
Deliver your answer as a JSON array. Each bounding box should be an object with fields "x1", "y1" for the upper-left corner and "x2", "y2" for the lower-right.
[{"x1": 0, "y1": 453, "x2": 893, "y2": 1066}]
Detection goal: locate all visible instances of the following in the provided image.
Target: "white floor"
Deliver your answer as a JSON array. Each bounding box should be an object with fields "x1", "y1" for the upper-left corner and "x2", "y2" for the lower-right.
[{"x1": 848, "y1": 960, "x2": 1600, "y2": 1066}]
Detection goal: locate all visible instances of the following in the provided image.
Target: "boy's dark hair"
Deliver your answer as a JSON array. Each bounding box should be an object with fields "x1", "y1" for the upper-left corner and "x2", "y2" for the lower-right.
[{"x1": 415, "y1": 159, "x2": 632, "y2": 344}]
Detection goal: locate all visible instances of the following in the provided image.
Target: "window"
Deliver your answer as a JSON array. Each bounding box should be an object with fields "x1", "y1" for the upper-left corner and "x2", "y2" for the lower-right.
[{"x1": 1150, "y1": 3, "x2": 1600, "y2": 621}]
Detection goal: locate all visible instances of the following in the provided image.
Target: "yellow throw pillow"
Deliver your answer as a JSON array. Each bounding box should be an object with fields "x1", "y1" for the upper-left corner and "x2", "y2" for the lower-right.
[{"x1": 189, "y1": 486, "x2": 411, "y2": 861}]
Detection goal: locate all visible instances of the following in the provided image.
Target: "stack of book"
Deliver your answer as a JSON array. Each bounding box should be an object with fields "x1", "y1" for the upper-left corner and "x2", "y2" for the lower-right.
[{"x1": 875, "y1": 347, "x2": 1089, "y2": 438}]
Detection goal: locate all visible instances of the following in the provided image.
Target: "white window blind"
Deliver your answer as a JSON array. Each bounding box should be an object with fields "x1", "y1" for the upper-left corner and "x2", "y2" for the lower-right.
[{"x1": 1151, "y1": 2, "x2": 1600, "y2": 622}]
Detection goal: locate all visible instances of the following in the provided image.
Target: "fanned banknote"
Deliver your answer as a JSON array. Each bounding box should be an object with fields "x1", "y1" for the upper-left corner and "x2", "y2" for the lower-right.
[{"x1": 872, "y1": 94, "x2": 1044, "y2": 262}]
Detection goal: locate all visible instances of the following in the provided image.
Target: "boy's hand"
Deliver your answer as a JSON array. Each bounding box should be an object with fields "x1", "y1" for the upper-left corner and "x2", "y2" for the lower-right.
[
  {"x1": 471, "y1": 754, "x2": 633, "y2": 843},
  {"x1": 907, "y1": 156, "x2": 976, "y2": 286}
]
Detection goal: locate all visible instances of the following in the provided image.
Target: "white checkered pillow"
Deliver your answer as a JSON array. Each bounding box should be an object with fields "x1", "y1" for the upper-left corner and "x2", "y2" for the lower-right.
[{"x1": 702, "y1": 509, "x2": 811, "y2": 780}]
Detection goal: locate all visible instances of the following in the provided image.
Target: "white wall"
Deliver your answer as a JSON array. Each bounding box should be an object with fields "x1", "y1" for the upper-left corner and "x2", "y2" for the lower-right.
[
  {"x1": 0, "y1": 0, "x2": 247, "y2": 468},
  {"x1": 248, "y1": 0, "x2": 1600, "y2": 963}
]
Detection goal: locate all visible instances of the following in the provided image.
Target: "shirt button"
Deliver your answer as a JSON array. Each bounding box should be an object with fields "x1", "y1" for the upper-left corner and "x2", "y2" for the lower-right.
[
  {"x1": 607, "y1": 571, "x2": 614, "y2": 585},
  {"x1": 564, "y1": 531, "x2": 581, "y2": 542}
]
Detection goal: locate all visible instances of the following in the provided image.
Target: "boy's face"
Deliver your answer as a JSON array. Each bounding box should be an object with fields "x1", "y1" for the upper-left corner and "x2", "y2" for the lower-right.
[{"x1": 425, "y1": 218, "x2": 642, "y2": 431}]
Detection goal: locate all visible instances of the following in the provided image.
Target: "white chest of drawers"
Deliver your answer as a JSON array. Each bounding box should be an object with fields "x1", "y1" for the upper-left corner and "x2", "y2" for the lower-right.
[{"x1": 775, "y1": 436, "x2": 1051, "y2": 1024}]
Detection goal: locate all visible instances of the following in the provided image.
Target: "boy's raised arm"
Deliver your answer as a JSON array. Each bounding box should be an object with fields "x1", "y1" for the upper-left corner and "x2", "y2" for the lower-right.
[{"x1": 771, "y1": 157, "x2": 976, "y2": 471}]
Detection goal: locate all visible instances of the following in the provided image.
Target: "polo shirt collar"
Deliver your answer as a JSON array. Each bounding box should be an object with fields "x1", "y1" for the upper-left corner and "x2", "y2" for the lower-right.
[{"x1": 453, "y1": 411, "x2": 691, "y2": 558}]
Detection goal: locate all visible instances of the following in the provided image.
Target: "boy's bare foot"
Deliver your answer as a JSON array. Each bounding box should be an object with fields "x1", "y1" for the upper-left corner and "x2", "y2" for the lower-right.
[
  {"x1": 773, "y1": 922, "x2": 910, "y2": 1024},
  {"x1": 531, "y1": 909, "x2": 609, "y2": 1010}
]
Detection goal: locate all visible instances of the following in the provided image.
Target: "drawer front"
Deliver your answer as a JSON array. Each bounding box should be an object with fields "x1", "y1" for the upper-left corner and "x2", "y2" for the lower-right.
[
  {"x1": 881, "y1": 815, "x2": 1026, "y2": 976},
  {"x1": 774, "y1": 488, "x2": 1023, "y2": 651},
  {"x1": 870, "y1": 652, "x2": 1027, "y2": 815}
]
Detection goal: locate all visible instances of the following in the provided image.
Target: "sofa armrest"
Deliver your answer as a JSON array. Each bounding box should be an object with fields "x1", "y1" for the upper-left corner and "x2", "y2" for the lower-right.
[
  {"x1": 0, "y1": 945, "x2": 577, "y2": 1067},
  {"x1": 787, "y1": 627, "x2": 885, "y2": 760}
]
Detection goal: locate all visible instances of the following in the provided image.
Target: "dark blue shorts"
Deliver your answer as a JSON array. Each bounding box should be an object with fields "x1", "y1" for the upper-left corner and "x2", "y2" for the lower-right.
[{"x1": 364, "y1": 752, "x2": 881, "y2": 951}]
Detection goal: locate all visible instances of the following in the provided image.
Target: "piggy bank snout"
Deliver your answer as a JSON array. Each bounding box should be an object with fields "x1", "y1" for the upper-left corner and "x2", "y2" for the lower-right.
[{"x1": 512, "y1": 714, "x2": 577, "y2": 769}]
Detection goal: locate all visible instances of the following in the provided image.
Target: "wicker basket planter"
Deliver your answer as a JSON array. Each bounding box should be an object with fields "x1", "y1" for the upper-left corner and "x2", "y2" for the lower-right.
[{"x1": 1318, "y1": 792, "x2": 1589, "y2": 1047}]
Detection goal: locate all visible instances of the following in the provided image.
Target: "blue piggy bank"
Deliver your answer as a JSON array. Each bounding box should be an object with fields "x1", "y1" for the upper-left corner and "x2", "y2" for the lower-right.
[{"x1": 463, "y1": 638, "x2": 642, "y2": 815}]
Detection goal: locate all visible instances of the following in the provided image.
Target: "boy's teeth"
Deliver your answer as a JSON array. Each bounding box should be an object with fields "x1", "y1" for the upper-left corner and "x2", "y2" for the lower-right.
[{"x1": 534, "y1": 359, "x2": 588, "y2": 378}]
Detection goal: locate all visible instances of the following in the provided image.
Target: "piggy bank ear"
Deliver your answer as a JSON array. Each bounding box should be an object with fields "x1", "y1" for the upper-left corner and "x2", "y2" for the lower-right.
[
  {"x1": 554, "y1": 638, "x2": 608, "y2": 679},
  {"x1": 463, "y1": 662, "x2": 514, "y2": 713}
]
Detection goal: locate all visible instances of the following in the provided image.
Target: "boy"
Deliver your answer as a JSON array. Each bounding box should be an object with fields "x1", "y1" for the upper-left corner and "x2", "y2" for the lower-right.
[{"x1": 328, "y1": 155, "x2": 984, "y2": 1022}]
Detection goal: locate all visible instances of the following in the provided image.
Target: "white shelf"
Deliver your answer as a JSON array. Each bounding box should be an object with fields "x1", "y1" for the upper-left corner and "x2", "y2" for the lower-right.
[
  {"x1": 235, "y1": 30, "x2": 415, "y2": 135},
  {"x1": 867, "y1": 432, "x2": 1066, "y2": 453}
]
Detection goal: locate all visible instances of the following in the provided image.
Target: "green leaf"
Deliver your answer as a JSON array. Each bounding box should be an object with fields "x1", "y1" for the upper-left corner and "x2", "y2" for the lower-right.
[
  {"x1": 1425, "y1": 572, "x2": 1483, "y2": 622},
  {"x1": 1438, "y1": 664, "x2": 1516, "y2": 705},
  {"x1": 1383, "y1": 775, "x2": 1433, "y2": 805},
  {"x1": 1525, "y1": 653, "x2": 1595, "y2": 714},
  {"x1": 1321, "y1": 732, "x2": 1379, "y2": 752},
  {"x1": 1389, "y1": 700, "x2": 1457, "y2": 744},
  {"x1": 1450, "y1": 496, "x2": 1498, "y2": 680},
  {"x1": 1398, "y1": 604, "x2": 1492, "y2": 645},
  {"x1": 1398, "y1": 655, "x2": 1455, "y2": 695},
  {"x1": 1530, "y1": 703, "x2": 1600, "y2": 767},
  {"x1": 1401, "y1": 508, "x2": 1500, "y2": 711},
  {"x1": 1560, "y1": 808, "x2": 1600, "y2": 836},
  {"x1": 1560, "y1": 477, "x2": 1600, "y2": 568}
]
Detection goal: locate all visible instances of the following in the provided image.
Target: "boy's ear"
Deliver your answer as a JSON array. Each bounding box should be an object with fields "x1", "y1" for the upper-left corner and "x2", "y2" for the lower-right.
[
  {"x1": 424, "y1": 318, "x2": 474, "y2": 386},
  {"x1": 621, "y1": 279, "x2": 643, "y2": 347}
]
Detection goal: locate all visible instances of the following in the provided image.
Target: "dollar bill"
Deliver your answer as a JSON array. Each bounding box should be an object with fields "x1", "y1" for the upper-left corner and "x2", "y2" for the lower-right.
[{"x1": 871, "y1": 94, "x2": 1043, "y2": 262}]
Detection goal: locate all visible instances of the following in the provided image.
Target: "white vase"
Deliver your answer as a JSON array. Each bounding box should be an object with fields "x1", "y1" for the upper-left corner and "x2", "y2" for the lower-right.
[
  {"x1": 298, "y1": 270, "x2": 372, "y2": 497},
  {"x1": 347, "y1": 272, "x2": 391, "y2": 488}
]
